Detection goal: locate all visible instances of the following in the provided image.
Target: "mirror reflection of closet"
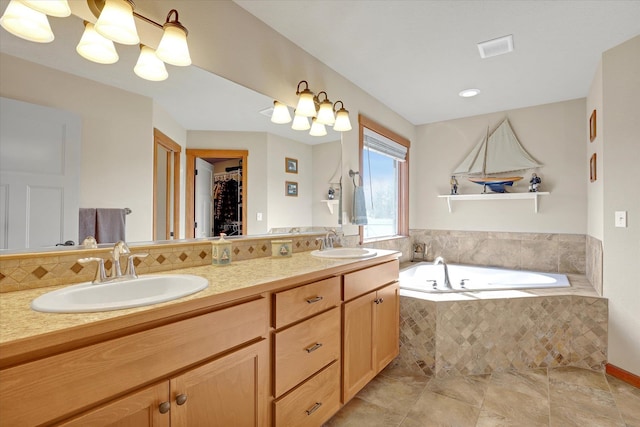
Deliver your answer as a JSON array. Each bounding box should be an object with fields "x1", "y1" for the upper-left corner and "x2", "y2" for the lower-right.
[
  {"x1": 153, "y1": 129, "x2": 181, "y2": 240},
  {"x1": 186, "y1": 150, "x2": 248, "y2": 239}
]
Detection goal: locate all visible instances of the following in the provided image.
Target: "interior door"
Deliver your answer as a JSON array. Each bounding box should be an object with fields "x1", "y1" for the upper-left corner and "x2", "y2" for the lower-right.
[
  {"x1": 194, "y1": 158, "x2": 213, "y2": 238},
  {"x1": 0, "y1": 97, "x2": 81, "y2": 249}
]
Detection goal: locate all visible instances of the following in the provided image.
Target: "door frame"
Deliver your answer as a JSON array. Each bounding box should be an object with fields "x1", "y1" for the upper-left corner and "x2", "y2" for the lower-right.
[
  {"x1": 153, "y1": 129, "x2": 181, "y2": 240},
  {"x1": 186, "y1": 149, "x2": 248, "y2": 238}
]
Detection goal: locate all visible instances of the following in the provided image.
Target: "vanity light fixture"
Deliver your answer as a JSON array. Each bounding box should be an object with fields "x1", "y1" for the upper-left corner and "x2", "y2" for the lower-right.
[
  {"x1": 291, "y1": 111, "x2": 311, "y2": 131},
  {"x1": 134, "y1": 45, "x2": 168, "y2": 81},
  {"x1": 333, "y1": 101, "x2": 352, "y2": 132},
  {"x1": 76, "y1": 21, "x2": 119, "y2": 64},
  {"x1": 270, "y1": 101, "x2": 292, "y2": 124},
  {"x1": 155, "y1": 9, "x2": 191, "y2": 66},
  {"x1": 309, "y1": 117, "x2": 327, "y2": 136},
  {"x1": 0, "y1": 0, "x2": 56, "y2": 43},
  {"x1": 93, "y1": 0, "x2": 138, "y2": 45},
  {"x1": 0, "y1": 0, "x2": 192, "y2": 81},
  {"x1": 315, "y1": 91, "x2": 336, "y2": 126},
  {"x1": 459, "y1": 88, "x2": 481, "y2": 98},
  {"x1": 295, "y1": 80, "x2": 317, "y2": 117}
]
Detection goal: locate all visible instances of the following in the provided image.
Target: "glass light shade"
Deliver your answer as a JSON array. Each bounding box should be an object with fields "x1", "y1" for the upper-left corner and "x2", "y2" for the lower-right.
[
  {"x1": 333, "y1": 108, "x2": 352, "y2": 132},
  {"x1": 76, "y1": 22, "x2": 119, "y2": 64},
  {"x1": 316, "y1": 99, "x2": 335, "y2": 125},
  {"x1": 156, "y1": 25, "x2": 191, "y2": 66},
  {"x1": 134, "y1": 45, "x2": 168, "y2": 81},
  {"x1": 0, "y1": 0, "x2": 54, "y2": 43},
  {"x1": 94, "y1": 0, "x2": 139, "y2": 45},
  {"x1": 271, "y1": 101, "x2": 292, "y2": 124},
  {"x1": 295, "y1": 89, "x2": 316, "y2": 117},
  {"x1": 22, "y1": 0, "x2": 71, "y2": 17},
  {"x1": 309, "y1": 118, "x2": 327, "y2": 137},
  {"x1": 291, "y1": 113, "x2": 310, "y2": 131}
]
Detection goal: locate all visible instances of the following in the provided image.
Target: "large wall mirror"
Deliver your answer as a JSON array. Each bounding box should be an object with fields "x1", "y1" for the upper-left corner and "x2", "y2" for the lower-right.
[{"x1": 0, "y1": 8, "x2": 342, "y2": 252}]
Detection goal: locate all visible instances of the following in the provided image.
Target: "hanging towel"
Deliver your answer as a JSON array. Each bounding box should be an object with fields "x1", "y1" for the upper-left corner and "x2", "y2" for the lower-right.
[
  {"x1": 352, "y1": 177, "x2": 368, "y2": 225},
  {"x1": 95, "y1": 208, "x2": 126, "y2": 244},
  {"x1": 78, "y1": 208, "x2": 96, "y2": 243}
]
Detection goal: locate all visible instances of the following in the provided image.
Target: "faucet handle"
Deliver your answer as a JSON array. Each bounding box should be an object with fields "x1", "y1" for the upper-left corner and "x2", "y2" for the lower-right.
[
  {"x1": 126, "y1": 253, "x2": 148, "y2": 278},
  {"x1": 78, "y1": 257, "x2": 107, "y2": 284},
  {"x1": 315, "y1": 237, "x2": 325, "y2": 250}
]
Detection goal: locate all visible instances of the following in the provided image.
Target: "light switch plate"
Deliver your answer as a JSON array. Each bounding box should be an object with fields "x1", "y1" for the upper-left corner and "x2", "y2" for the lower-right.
[
  {"x1": 257, "y1": 212, "x2": 263, "y2": 221},
  {"x1": 615, "y1": 211, "x2": 627, "y2": 228}
]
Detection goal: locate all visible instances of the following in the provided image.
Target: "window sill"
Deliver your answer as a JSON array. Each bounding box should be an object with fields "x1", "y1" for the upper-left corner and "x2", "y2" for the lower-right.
[{"x1": 362, "y1": 235, "x2": 408, "y2": 245}]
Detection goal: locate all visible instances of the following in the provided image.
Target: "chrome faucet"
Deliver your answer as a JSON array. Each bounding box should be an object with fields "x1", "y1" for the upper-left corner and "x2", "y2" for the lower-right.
[
  {"x1": 433, "y1": 256, "x2": 452, "y2": 289},
  {"x1": 79, "y1": 241, "x2": 148, "y2": 284},
  {"x1": 315, "y1": 229, "x2": 342, "y2": 251}
]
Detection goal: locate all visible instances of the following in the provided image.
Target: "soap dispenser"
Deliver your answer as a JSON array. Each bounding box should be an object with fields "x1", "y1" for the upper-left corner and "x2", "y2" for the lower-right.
[{"x1": 212, "y1": 233, "x2": 232, "y2": 265}]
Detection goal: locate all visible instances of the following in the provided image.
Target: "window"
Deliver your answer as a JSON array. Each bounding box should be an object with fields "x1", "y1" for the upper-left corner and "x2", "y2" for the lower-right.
[{"x1": 358, "y1": 115, "x2": 410, "y2": 243}]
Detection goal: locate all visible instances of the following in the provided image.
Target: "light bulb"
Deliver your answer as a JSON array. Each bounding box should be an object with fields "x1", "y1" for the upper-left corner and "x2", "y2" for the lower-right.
[
  {"x1": 291, "y1": 113, "x2": 310, "y2": 131},
  {"x1": 94, "y1": 0, "x2": 139, "y2": 45},
  {"x1": 271, "y1": 101, "x2": 292, "y2": 124},
  {"x1": 21, "y1": 0, "x2": 71, "y2": 17},
  {"x1": 333, "y1": 107, "x2": 352, "y2": 132},
  {"x1": 309, "y1": 118, "x2": 327, "y2": 136},
  {"x1": 156, "y1": 19, "x2": 191, "y2": 66},
  {"x1": 0, "y1": 0, "x2": 54, "y2": 43},
  {"x1": 76, "y1": 22, "x2": 119, "y2": 64}
]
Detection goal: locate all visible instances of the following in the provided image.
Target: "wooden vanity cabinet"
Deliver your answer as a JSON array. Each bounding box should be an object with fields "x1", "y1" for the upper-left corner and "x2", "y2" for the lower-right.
[
  {"x1": 272, "y1": 276, "x2": 342, "y2": 426},
  {"x1": 342, "y1": 261, "x2": 400, "y2": 403},
  {"x1": 1, "y1": 297, "x2": 269, "y2": 426},
  {"x1": 58, "y1": 340, "x2": 268, "y2": 427}
]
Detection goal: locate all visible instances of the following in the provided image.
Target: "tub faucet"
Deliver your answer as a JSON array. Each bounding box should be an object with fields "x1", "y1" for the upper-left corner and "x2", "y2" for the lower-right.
[{"x1": 433, "y1": 256, "x2": 452, "y2": 289}]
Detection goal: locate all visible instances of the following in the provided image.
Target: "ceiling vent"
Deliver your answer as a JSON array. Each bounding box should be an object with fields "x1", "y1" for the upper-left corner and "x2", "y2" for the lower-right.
[
  {"x1": 477, "y1": 34, "x2": 514, "y2": 59},
  {"x1": 258, "y1": 106, "x2": 274, "y2": 118}
]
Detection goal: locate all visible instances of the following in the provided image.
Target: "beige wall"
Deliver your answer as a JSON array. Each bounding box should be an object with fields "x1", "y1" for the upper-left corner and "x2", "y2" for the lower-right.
[
  {"x1": 587, "y1": 63, "x2": 605, "y2": 240},
  {"x1": 0, "y1": 54, "x2": 154, "y2": 243},
  {"x1": 412, "y1": 99, "x2": 587, "y2": 233},
  {"x1": 600, "y1": 35, "x2": 640, "y2": 375},
  {"x1": 312, "y1": 140, "x2": 343, "y2": 227},
  {"x1": 266, "y1": 133, "x2": 313, "y2": 230}
]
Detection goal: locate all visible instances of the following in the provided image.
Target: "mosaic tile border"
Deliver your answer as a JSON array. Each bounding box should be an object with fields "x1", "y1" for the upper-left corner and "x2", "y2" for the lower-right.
[{"x1": 0, "y1": 234, "x2": 325, "y2": 293}]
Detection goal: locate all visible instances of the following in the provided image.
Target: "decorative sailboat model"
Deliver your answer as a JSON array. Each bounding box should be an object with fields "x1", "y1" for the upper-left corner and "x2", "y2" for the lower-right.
[{"x1": 452, "y1": 119, "x2": 542, "y2": 193}]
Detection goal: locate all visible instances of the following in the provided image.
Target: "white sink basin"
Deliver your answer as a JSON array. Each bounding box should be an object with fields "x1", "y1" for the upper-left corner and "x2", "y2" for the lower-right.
[
  {"x1": 31, "y1": 274, "x2": 209, "y2": 313},
  {"x1": 310, "y1": 248, "x2": 377, "y2": 259}
]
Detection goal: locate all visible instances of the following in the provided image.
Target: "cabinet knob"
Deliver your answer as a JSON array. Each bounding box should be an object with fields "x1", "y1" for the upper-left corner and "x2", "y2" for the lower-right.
[
  {"x1": 159, "y1": 401, "x2": 171, "y2": 414},
  {"x1": 305, "y1": 342, "x2": 323, "y2": 353},
  {"x1": 305, "y1": 402, "x2": 322, "y2": 416},
  {"x1": 375, "y1": 298, "x2": 384, "y2": 304},
  {"x1": 176, "y1": 394, "x2": 188, "y2": 406},
  {"x1": 306, "y1": 296, "x2": 324, "y2": 304}
]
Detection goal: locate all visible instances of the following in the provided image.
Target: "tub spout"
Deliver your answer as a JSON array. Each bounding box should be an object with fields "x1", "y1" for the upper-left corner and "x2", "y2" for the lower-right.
[{"x1": 433, "y1": 256, "x2": 452, "y2": 289}]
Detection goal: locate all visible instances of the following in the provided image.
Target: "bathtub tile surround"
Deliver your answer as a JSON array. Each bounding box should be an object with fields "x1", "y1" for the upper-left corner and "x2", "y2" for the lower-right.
[
  {"x1": 325, "y1": 366, "x2": 639, "y2": 427},
  {"x1": 409, "y1": 229, "x2": 586, "y2": 274},
  {"x1": 395, "y1": 289, "x2": 607, "y2": 377},
  {"x1": 586, "y1": 235, "x2": 604, "y2": 295}
]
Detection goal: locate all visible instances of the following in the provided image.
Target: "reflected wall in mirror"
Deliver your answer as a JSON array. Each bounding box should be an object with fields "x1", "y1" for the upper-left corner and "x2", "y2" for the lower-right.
[{"x1": 0, "y1": 9, "x2": 342, "y2": 253}]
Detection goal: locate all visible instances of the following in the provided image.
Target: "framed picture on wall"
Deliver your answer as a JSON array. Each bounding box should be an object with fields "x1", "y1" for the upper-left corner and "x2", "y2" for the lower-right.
[
  {"x1": 590, "y1": 153, "x2": 597, "y2": 182},
  {"x1": 286, "y1": 181, "x2": 298, "y2": 196},
  {"x1": 590, "y1": 110, "x2": 597, "y2": 142},
  {"x1": 285, "y1": 157, "x2": 298, "y2": 174}
]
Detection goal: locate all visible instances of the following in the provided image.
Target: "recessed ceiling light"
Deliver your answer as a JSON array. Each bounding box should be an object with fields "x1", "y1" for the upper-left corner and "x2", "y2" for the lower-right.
[{"x1": 459, "y1": 88, "x2": 481, "y2": 98}]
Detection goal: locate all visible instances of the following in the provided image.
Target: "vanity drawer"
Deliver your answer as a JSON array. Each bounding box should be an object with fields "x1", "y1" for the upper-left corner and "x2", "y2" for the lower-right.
[
  {"x1": 274, "y1": 307, "x2": 341, "y2": 397},
  {"x1": 274, "y1": 276, "x2": 341, "y2": 328},
  {"x1": 274, "y1": 360, "x2": 341, "y2": 427},
  {"x1": 343, "y1": 260, "x2": 399, "y2": 301},
  {"x1": 0, "y1": 297, "x2": 268, "y2": 427}
]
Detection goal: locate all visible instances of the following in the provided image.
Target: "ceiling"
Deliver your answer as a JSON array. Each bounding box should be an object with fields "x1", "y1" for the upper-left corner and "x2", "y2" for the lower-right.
[{"x1": 235, "y1": 0, "x2": 640, "y2": 125}]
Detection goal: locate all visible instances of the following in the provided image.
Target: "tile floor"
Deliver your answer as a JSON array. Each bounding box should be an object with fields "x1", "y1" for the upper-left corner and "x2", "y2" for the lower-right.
[{"x1": 325, "y1": 365, "x2": 640, "y2": 427}]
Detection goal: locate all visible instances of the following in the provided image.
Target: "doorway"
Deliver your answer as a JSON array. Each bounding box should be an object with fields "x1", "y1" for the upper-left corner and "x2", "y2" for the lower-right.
[
  {"x1": 186, "y1": 149, "x2": 248, "y2": 239},
  {"x1": 153, "y1": 129, "x2": 181, "y2": 240}
]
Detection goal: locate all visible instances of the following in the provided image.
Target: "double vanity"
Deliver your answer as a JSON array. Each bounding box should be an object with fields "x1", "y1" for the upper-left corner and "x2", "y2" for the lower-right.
[{"x1": 0, "y1": 248, "x2": 400, "y2": 426}]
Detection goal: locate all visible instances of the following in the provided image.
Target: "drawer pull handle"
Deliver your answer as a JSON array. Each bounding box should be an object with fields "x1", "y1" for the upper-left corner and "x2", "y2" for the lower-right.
[
  {"x1": 176, "y1": 394, "x2": 188, "y2": 406},
  {"x1": 159, "y1": 401, "x2": 171, "y2": 414},
  {"x1": 305, "y1": 402, "x2": 322, "y2": 415},
  {"x1": 305, "y1": 342, "x2": 323, "y2": 353},
  {"x1": 375, "y1": 298, "x2": 384, "y2": 304},
  {"x1": 306, "y1": 296, "x2": 324, "y2": 304}
]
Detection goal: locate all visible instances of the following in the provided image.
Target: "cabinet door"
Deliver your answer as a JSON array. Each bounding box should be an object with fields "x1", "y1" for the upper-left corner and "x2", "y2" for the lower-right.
[
  {"x1": 56, "y1": 383, "x2": 170, "y2": 427},
  {"x1": 170, "y1": 340, "x2": 268, "y2": 427},
  {"x1": 375, "y1": 282, "x2": 400, "y2": 373},
  {"x1": 342, "y1": 290, "x2": 376, "y2": 403}
]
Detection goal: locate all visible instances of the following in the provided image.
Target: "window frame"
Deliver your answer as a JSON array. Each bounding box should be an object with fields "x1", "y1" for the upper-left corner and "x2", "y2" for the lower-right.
[{"x1": 358, "y1": 115, "x2": 410, "y2": 244}]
